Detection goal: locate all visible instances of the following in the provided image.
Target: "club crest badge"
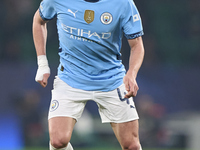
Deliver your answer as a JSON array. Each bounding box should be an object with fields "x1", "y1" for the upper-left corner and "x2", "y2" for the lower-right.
[
  {"x1": 101, "y1": 12, "x2": 112, "y2": 25},
  {"x1": 50, "y1": 100, "x2": 59, "y2": 112},
  {"x1": 84, "y1": 10, "x2": 95, "y2": 24}
]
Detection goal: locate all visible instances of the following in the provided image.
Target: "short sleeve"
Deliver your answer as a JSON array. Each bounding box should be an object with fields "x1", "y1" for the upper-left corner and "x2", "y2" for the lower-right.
[
  {"x1": 122, "y1": 0, "x2": 144, "y2": 39},
  {"x1": 39, "y1": 0, "x2": 57, "y2": 21}
]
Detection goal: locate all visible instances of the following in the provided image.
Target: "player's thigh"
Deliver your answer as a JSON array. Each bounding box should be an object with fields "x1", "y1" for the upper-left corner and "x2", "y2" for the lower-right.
[
  {"x1": 49, "y1": 76, "x2": 91, "y2": 121},
  {"x1": 49, "y1": 117, "x2": 76, "y2": 144},
  {"x1": 95, "y1": 84, "x2": 139, "y2": 123},
  {"x1": 48, "y1": 76, "x2": 91, "y2": 144},
  {"x1": 111, "y1": 120, "x2": 140, "y2": 147}
]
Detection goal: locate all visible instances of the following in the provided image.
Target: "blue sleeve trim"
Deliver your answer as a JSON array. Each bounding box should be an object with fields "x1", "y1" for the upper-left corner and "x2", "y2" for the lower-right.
[
  {"x1": 39, "y1": 8, "x2": 55, "y2": 21},
  {"x1": 124, "y1": 31, "x2": 144, "y2": 39}
]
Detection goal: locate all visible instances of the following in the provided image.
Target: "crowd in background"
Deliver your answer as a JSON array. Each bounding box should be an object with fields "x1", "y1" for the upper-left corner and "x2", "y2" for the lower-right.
[{"x1": 0, "y1": 0, "x2": 200, "y2": 149}]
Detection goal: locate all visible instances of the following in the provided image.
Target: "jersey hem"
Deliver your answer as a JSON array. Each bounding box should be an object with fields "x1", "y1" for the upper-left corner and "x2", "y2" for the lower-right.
[{"x1": 58, "y1": 73, "x2": 124, "y2": 92}]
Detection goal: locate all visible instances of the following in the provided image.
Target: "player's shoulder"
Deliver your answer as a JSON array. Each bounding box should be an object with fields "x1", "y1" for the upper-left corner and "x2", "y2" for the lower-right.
[
  {"x1": 113, "y1": 0, "x2": 135, "y2": 8},
  {"x1": 117, "y1": 0, "x2": 134, "y2": 4},
  {"x1": 41, "y1": 0, "x2": 57, "y2": 4},
  {"x1": 113, "y1": 0, "x2": 128, "y2": 5}
]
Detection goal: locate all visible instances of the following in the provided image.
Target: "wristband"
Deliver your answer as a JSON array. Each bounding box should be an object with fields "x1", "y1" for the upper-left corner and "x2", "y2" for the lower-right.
[{"x1": 35, "y1": 55, "x2": 50, "y2": 82}]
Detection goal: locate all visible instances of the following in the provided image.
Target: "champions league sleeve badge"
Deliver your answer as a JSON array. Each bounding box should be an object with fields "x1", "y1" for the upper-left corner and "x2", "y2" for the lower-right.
[{"x1": 101, "y1": 12, "x2": 112, "y2": 25}]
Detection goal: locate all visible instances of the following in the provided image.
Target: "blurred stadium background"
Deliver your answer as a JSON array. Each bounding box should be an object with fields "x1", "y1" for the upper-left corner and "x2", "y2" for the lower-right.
[{"x1": 0, "y1": 0, "x2": 200, "y2": 149}]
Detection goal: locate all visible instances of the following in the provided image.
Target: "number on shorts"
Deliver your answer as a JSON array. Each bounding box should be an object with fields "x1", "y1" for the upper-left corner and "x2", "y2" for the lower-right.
[{"x1": 117, "y1": 88, "x2": 135, "y2": 109}]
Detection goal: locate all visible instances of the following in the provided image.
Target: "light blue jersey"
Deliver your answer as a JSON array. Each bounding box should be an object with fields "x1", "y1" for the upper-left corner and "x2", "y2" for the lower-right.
[{"x1": 39, "y1": 0, "x2": 143, "y2": 91}]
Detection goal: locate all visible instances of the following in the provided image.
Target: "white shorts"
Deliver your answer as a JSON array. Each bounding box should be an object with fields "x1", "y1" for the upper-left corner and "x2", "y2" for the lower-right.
[{"x1": 48, "y1": 76, "x2": 139, "y2": 123}]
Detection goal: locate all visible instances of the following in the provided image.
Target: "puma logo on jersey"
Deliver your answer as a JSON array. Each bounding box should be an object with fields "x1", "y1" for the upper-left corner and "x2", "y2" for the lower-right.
[{"x1": 68, "y1": 9, "x2": 78, "y2": 18}]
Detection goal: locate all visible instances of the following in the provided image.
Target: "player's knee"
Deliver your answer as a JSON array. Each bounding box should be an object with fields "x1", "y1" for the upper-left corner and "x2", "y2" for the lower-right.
[
  {"x1": 128, "y1": 142, "x2": 141, "y2": 150},
  {"x1": 122, "y1": 141, "x2": 141, "y2": 150},
  {"x1": 51, "y1": 139, "x2": 69, "y2": 149},
  {"x1": 51, "y1": 136, "x2": 70, "y2": 149}
]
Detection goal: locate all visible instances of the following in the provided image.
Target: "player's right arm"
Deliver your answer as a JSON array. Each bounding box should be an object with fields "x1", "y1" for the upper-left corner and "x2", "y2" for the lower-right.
[{"x1": 32, "y1": 9, "x2": 50, "y2": 88}]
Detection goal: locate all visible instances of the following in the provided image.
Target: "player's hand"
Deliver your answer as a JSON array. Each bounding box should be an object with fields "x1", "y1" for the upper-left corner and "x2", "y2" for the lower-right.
[
  {"x1": 35, "y1": 55, "x2": 50, "y2": 88},
  {"x1": 123, "y1": 74, "x2": 139, "y2": 98},
  {"x1": 37, "y1": 73, "x2": 50, "y2": 88},
  {"x1": 35, "y1": 66, "x2": 50, "y2": 88}
]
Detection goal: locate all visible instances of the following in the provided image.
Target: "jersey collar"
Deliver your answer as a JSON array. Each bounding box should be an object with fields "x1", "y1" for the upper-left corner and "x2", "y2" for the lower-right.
[{"x1": 84, "y1": 0, "x2": 100, "y2": 2}]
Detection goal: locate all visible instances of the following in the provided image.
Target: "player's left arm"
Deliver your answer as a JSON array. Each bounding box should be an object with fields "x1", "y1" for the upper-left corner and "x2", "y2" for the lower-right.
[{"x1": 124, "y1": 36, "x2": 144, "y2": 98}]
